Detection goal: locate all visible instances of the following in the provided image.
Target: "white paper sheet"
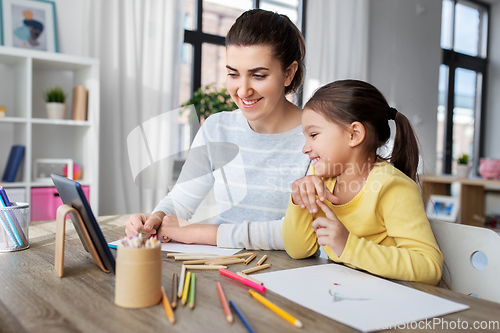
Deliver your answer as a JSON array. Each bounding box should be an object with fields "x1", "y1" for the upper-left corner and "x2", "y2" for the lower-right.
[
  {"x1": 254, "y1": 264, "x2": 469, "y2": 332},
  {"x1": 108, "y1": 240, "x2": 242, "y2": 256}
]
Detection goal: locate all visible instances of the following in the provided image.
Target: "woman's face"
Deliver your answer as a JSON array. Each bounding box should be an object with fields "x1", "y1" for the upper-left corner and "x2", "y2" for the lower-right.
[{"x1": 226, "y1": 45, "x2": 293, "y2": 124}]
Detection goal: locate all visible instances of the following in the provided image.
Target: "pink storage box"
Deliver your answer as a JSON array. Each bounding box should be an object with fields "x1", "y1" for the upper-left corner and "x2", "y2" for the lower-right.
[{"x1": 30, "y1": 186, "x2": 89, "y2": 222}]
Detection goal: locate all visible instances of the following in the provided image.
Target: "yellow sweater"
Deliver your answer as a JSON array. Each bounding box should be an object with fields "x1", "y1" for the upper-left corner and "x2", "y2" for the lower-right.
[{"x1": 283, "y1": 162, "x2": 443, "y2": 285}]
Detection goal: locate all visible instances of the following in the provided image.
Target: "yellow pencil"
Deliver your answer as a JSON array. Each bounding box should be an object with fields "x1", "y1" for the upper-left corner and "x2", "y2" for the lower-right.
[
  {"x1": 181, "y1": 271, "x2": 191, "y2": 306},
  {"x1": 161, "y1": 286, "x2": 175, "y2": 324},
  {"x1": 244, "y1": 253, "x2": 256, "y2": 265},
  {"x1": 249, "y1": 290, "x2": 302, "y2": 328}
]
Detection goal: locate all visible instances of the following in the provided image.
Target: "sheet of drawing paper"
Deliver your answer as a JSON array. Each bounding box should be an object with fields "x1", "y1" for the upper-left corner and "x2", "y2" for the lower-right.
[
  {"x1": 108, "y1": 240, "x2": 241, "y2": 256},
  {"x1": 254, "y1": 264, "x2": 469, "y2": 332}
]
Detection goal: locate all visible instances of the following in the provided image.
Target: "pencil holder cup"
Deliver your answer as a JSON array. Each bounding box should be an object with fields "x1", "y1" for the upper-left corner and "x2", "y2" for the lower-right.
[
  {"x1": 0, "y1": 203, "x2": 30, "y2": 252},
  {"x1": 114, "y1": 245, "x2": 162, "y2": 308}
]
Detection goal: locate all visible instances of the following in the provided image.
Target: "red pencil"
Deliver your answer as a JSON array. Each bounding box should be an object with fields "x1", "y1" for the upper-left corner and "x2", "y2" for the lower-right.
[
  {"x1": 216, "y1": 282, "x2": 233, "y2": 323},
  {"x1": 219, "y1": 268, "x2": 266, "y2": 293}
]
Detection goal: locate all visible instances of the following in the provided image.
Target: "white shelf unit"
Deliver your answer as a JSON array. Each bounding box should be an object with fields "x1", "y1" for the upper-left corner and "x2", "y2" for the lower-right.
[{"x1": 0, "y1": 46, "x2": 100, "y2": 215}]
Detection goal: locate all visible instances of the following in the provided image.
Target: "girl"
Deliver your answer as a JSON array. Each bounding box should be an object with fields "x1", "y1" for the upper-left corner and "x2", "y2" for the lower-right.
[
  {"x1": 283, "y1": 80, "x2": 443, "y2": 285},
  {"x1": 125, "y1": 9, "x2": 309, "y2": 250}
]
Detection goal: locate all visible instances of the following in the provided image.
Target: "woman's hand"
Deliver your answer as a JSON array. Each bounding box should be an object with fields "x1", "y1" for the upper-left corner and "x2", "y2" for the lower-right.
[
  {"x1": 291, "y1": 175, "x2": 339, "y2": 213},
  {"x1": 312, "y1": 199, "x2": 349, "y2": 257},
  {"x1": 125, "y1": 214, "x2": 162, "y2": 238},
  {"x1": 157, "y1": 215, "x2": 219, "y2": 245}
]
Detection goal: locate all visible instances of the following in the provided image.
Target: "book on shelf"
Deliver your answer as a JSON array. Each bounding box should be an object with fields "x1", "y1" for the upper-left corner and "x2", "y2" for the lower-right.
[
  {"x1": 71, "y1": 85, "x2": 88, "y2": 121},
  {"x1": 2, "y1": 145, "x2": 25, "y2": 182}
]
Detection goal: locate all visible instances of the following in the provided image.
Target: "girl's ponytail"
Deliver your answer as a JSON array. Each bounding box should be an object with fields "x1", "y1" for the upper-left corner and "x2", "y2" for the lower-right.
[{"x1": 390, "y1": 111, "x2": 420, "y2": 182}]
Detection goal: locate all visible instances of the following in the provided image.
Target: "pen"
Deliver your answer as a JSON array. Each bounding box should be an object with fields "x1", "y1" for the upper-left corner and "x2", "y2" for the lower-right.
[
  {"x1": 161, "y1": 286, "x2": 175, "y2": 324},
  {"x1": 229, "y1": 300, "x2": 255, "y2": 333},
  {"x1": 249, "y1": 289, "x2": 303, "y2": 328}
]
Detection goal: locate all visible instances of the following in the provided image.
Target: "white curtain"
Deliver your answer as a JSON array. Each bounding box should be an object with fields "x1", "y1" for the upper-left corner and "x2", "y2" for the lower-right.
[
  {"x1": 83, "y1": 0, "x2": 184, "y2": 214},
  {"x1": 304, "y1": 0, "x2": 370, "y2": 100}
]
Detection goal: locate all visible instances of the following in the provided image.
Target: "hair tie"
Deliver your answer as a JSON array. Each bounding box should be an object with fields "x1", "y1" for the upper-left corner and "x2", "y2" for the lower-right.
[{"x1": 387, "y1": 107, "x2": 398, "y2": 120}]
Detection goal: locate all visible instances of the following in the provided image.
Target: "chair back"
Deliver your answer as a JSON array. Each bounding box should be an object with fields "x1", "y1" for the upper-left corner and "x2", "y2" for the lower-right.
[{"x1": 430, "y1": 220, "x2": 500, "y2": 303}]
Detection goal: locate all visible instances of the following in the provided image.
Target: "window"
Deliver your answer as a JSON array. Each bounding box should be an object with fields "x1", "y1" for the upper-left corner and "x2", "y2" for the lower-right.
[{"x1": 437, "y1": 0, "x2": 488, "y2": 175}]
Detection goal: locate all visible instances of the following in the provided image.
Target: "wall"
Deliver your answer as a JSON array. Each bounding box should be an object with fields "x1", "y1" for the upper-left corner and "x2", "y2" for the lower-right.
[
  {"x1": 368, "y1": 0, "x2": 442, "y2": 175},
  {"x1": 52, "y1": 0, "x2": 88, "y2": 56}
]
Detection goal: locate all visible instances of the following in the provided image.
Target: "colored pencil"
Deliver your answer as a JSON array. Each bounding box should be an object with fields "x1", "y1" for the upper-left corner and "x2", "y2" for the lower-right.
[
  {"x1": 216, "y1": 282, "x2": 233, "y2": 323},
  {"x1": 171, "y1": 273, "x2": 178, "y2": 308},
  {"x1": 178, "y1": 265, "x2": 186, "y2": 298},
  {"x1": 184, "y1": 265, "x2": 227, "y2": 270},
  {"x1": 244, "y1": 253, "x2": 256, "y2": 265},
  {"x1": 249, "y1": 290, "x2": 302, "y2": 328},
  {"x1": 208, "y1": 258, "x2": 245, "y2": 265},
  {"x1": 181, "y1": 271, "x2": 191, "y2": 306},
  {"x1": 219, "y1": 269, "x2": 266, "y2": 293},
  {"x1": 161, "y1": 286, "x2": 175, "y2": 324},
  {"x1": 241, "y1": 264, "x2": 271, "y2": 275},
  {"x1": 236, "y1": 272, "x2": 263, "y2": 285},
  {"x1": 230, "y1": 300, "x2": 256, "y2": 333},
  {"x1": 188, "y1": 273, "x2": 196, "y2": 309},
  {"x1": 256, "y1": 255, "x2": 268, "y2": 266}
]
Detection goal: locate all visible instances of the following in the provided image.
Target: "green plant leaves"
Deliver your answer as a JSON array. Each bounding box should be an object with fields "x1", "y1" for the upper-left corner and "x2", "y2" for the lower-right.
[
  {"x1": 43, "y1": 86, "x2": 67, "y2": 103},
  {"x1": 181, "y1": 85, "x2": 237, "y2": 121}
]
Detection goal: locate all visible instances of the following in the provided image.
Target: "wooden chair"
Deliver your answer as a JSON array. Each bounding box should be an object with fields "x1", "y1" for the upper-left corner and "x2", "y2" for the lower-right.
[{"x1": 430, "y1": 219, "x2": 500, "y2": 303}]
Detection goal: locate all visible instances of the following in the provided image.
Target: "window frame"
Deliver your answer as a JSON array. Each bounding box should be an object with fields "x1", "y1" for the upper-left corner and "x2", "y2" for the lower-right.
[{"x1": 439, "y1": 0, "x2": 489, "y2": 175}]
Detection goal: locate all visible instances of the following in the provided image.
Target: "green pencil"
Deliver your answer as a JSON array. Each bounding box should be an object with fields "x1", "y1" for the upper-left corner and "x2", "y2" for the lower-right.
[{"x1": 189, "y1": 273, "x2": 196, "y2": 309}]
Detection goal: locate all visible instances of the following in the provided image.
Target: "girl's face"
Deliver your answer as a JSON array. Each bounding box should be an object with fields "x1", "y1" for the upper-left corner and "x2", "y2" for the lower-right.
[
  {"x1": 226, "y1": 45, "x2": 294, "y2": 125},
  {"x1": 301, "y1": 108, "x2": 353, "y2": 177}
]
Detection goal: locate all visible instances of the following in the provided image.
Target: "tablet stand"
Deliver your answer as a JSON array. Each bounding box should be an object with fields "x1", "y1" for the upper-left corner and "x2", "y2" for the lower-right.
[{"x1": 54, "y1": 204, "x2": 110, "y2": 277}]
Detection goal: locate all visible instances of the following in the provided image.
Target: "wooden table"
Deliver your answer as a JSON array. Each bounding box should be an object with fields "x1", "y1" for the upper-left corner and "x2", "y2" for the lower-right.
[{"x1": 1, "y1": 215, "x2": 499, "y2": 332}]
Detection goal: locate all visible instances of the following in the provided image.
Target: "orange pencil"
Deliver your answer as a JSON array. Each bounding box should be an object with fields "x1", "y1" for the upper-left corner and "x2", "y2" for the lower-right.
[
  {"x1": 161, "y1": 286, "x2": 175, "y2": 324},
  {"x1": 216, "y1": 282, "x2": 233, "y2": 323}
]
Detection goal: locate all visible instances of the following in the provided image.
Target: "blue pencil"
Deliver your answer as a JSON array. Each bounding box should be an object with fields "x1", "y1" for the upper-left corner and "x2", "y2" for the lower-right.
[
  {"x1": 229, "y1": 300, "x2": 256, "y2": 333},
  {"x1": 0, "y1": 192, "x2": 22, "y2": 246},
  {"x1": 0, "y1": 186, "x2": 27, "y2": 244}
]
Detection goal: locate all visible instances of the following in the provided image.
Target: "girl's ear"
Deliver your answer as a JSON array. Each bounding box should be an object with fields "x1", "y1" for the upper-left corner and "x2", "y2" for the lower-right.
[
  {"x1": 284, "y1": 61, "x2": 298, "y2": 87},
  {"x1": 348, "y1": 121, "x2": 365, "y2": 148}
]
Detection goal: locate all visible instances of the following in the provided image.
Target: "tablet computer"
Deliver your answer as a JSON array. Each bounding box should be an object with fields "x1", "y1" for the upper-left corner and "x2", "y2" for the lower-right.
[{"x1": 51, "y1": 174, "x2": 115, "y2": 274}]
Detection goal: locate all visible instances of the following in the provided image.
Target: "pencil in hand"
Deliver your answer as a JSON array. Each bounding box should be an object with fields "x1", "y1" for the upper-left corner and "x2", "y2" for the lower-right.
[
  {"x1": 161, "y1": 286, "x2": 175, "y2": 324},
  {"x1": 249, "y1": 289, "x2": 302, "y2": 328},
  {"x1": 216, "y1": 282, "x2": 233, "y2": 323}
]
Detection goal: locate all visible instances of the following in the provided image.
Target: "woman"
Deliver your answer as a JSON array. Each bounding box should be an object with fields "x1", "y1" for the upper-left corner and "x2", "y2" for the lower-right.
[{"x1": 125, "y1": 9, "x2": 309, "y2": 250}]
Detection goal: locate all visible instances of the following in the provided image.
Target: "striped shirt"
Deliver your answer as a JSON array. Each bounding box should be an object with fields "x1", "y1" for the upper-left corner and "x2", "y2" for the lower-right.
[{"x1": 153, "y1": 110, "x2": 310, "y2": 249}]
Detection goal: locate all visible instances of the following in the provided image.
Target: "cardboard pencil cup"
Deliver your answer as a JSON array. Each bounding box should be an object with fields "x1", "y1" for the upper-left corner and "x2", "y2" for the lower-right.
[{"x1": 114, "y1": 245, "x2": 162, "y2": 308}]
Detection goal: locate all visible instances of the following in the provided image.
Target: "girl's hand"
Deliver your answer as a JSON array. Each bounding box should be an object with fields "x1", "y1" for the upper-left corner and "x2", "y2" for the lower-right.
[
  {"x1": 291, "y1": 175, "x2": 339, "y2": 213},
  {"x1": 312, "y1": 199, "x2": 349, "y2": 257},
  {"x1": 125, "y1": 214, "x2": 161, "y2": 238}
]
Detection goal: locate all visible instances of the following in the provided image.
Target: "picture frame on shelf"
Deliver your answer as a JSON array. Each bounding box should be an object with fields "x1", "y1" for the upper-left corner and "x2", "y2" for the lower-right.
[
  {"x1": 0, "y1": 0, "x2": 58, "y2": 52},
  {"x1": 426, "y1": 195, "x2": 460, "y2": 223},
  {"x1": 33, "y1": 158, "x2": 72, "y2": 183}
]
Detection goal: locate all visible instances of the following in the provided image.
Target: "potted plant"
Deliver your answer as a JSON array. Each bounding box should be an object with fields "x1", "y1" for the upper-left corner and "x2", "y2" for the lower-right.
[
  {"x1": 457, "y1": 154, "x2": 470, "y2": 178},
  {"x1": 43, "y1": 86, "x2": 67, "y2": 119},
  {"x1": 181, "y1": 85, "x2": 237, "y2": 123}
]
